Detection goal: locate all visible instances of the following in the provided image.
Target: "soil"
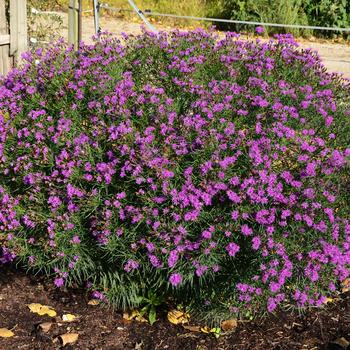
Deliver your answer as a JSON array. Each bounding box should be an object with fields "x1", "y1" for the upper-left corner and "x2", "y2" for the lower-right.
[
  {"x1": 55, "y1": 14, "x2": 350, "y2": 78},
  {"x1": 2, "y1": 265, "x2": 350, "y2": 349}
]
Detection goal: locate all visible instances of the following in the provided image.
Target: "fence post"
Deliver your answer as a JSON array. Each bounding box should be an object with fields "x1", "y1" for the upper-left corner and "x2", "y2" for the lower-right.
[
  {"x1": 93, "y1": 0, "x2": 100, "y2": 36},
  {"x1": 127, "y1": 0, "x2": 157, "y2": 33},
  {"x1": 0, "y1": 0, "x2": 11, "y2": 76},
  {"x1": 68, "y1": 0, "x2": 79, "y2": 48},
  {"x1": 9, "y1": 0, "x2": 27, "y2": 62}
]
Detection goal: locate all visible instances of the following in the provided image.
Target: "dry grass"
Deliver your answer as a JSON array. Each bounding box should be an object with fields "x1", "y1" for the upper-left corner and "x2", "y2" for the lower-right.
[{"x1": 81, "y1": 0, "x2": 209, "y2": 27}]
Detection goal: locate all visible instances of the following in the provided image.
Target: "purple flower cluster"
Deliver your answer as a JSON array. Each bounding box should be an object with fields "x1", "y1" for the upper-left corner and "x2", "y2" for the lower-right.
[{"x1": 0, "y1": 29, "x2": 349, "y2": 316}]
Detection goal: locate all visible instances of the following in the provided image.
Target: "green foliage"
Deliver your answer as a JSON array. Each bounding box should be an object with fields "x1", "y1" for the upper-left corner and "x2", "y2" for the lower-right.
[
  {"x1": 206, "y1": 0, "x2": 350, "y2": 37},
  {"x1": 136, "y1": 290, "x2": 164, "y2": 325},
  {"x1": 303, "y1": 0, "x2": 350, "y2": 32},
  {"x1": 28, "y1": 0, "x2": 350, "y2": 38}
]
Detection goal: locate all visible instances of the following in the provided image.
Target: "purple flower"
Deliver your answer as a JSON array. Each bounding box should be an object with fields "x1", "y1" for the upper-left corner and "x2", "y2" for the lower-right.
[
  {"x1": 169, "y1": 273, "x2": 182, "y2": 286},
  {"x1": 168, "y1": 250, "x2": 179, "y2": 268},
  {"x1": 252, "y1": 236, "x2": 261, "y2": 250},
  {"x1": 255, "y1": 26, "x2": 265, "y2": 34},
  {"x1": 124, "y1": 259, "x2": 139, "y2": 272},
  {"x1": 48, "y1": 196, "x2": 62, "y2": 209},
  {"x1": 195, "y1": 265, "x2": 208, "y2": 277},
  {"x1": 92, "y1": 290, "x2": 106, "y2": 300},
  {"x1": 54, "y1": 277, "x2": 65, "y2": 288},
  {"x1": 226, "y1": 242, "x2": 240, "y2": 257},
  {"x1": 70, "y1": 235, "x2": 81, "y2": 244},
  {"x1": 267, "y1": 297, "x2": 277, "y2": 312},
  {"x1": 241, "y1": 224, "x2": 253, "y2": 236},
  {"x1": 0, "y1": 248, "x2": 16, "y2": 264},
  {"x1": 162, "y1": 169, "x2": 174, "y2": 178}
]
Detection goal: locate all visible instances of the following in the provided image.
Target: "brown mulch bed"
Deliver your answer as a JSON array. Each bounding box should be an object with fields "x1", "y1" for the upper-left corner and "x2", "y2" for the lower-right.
[{"x1": 1, "y1": 266, "x2": 350, "y2": 349}]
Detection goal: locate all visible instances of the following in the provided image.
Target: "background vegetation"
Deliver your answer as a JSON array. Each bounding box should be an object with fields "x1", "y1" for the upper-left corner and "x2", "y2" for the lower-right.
[
  {"x1": 27, "y1": 0, "x2": 350, "y2": 38},
  {"x1": 206, "y1": 0, "x2": 350, "y2": 37}
]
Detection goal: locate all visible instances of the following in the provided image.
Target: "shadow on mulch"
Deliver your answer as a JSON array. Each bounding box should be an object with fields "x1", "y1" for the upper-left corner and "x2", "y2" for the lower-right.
[{"x1": 1, "y1": 265, "x2": 350, "y2": 350}]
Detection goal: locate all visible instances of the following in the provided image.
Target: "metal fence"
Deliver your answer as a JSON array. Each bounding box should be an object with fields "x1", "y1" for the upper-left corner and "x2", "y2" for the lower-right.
[{"x1": 93, "y1": 1, "x2": 350, "y2": 35}]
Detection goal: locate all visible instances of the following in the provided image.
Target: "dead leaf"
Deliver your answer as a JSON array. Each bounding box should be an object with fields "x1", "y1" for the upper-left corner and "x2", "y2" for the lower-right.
[
  {"x1": 341, "y1": 278, "x2": 350, "y2": 293},
  {"x1": 0, "y1": 328, "x2": 14, "y2": 338},
  {"x1": 123, "y1": 310, "x2": 147, "y2": 323},
  {"x1": 135, "y1": 314, "x2": 148, "y2": 323},
  {"x1": 123, "y1": 310, "x2": 138, "y2": 321},
  {"x1": 200, "y1": 326, "x2": 221, "y2": 336},
  {"x1": 221, "y1": 319, "x2": 238, "y2": 331},
  {"x1": 123, "y1": 312, "x2": 135, "y2": 321},
  {"x1": 27, "y1": 303, "x2": 57, "y2": 317},
  {"x1": 58, "y1": 333, "x2": 79, "y2": 346},
  {"x1": 200, "y1": 326, "x2": 212, "y2": 333},
  {"x1": 167, "y1": 310, "x2": 190, "y2": 325},
  {"x1": 62, "y1": 314, "x2": 76, "y2": 322},
  {"x1": 88, "y1": 299, "x2": 100, "y2": 306},
  {"x1": 324, "y1": 297, "x2": 335, "y2": 304},
  {"x1": 38, "y1": 322, "x2": 53, "y2": 333},
  {"x1": 183, "y1": 325, "x2": 201, "y2": 332},
  {"x1": 330, "y1": 337, "x2": 350, "y2": 349},
  {"x1": 134, "y1": 341, "x2": 143, "y2": 350}
]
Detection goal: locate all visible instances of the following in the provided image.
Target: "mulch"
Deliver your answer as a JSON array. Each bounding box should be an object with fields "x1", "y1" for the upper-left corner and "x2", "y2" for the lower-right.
[{"x1": 1, "y1": 266, "x2": 350, "y2": 350}]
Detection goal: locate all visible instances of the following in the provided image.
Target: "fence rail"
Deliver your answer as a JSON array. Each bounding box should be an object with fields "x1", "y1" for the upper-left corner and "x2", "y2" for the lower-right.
[
  {"x1": 0, "y1": 34, "x2": 10, "y2": 46},
  {"x1": 98, "y1": 3, "x2": 350, "y2": 34}
]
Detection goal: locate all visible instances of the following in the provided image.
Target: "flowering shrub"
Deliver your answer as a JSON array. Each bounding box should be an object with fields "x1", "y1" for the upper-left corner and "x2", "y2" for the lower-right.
[{"x1": 0, "y1": 29, "x2": 350, "y2": 319}]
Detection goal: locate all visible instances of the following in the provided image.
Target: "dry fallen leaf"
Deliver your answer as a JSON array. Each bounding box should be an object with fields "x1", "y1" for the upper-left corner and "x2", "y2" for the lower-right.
[
  {"x1": 200, "y1": 326, "x2": 221, "y2": 337},
  {"x1": 341, "y1": 278, "x2": 350, "y2": 293},
  {"x1": 324, "y1": 297, "x2": 335, "y2": 304},
  {"x1": 57, "y1": 333, "x2": 79, "y2": 346},
  {"x1": 123, "y1": 310, "x2": 148, "y2": 323},
  {"x1": 0, "y1": 328, "x2": 14, "y2": 338},
  {"x1": 27, "y1": 303, "x2": 57, "y2": 317},
  {"x1": 330, "y1": 337, "x2": 350, "y2": 349},
  {"x1": 123, "y1": 310, "x2": 136, "y2": 321},
  {"x1": 87, "y1": 299, "x2": 100, "y2": 306},
  {"x1": 221, "y1": 319, "x2": 238, "y2": 331},
  {"x1": 167, "y1": 310, "x2": 190, "y2": 325},
  {"x1": 135, "y1": 315, "x2": 148, "y2": 323},
  {"x1": 182, "y1": 325, "x2": 201, "y2": 332},
  {"x1": 134, "y1": 341, "x2": 143, "y2": 350},
  {"x1": 62, "y1": 314, "x2": 76, "y2": 322},
  {"x1": 38, "y1": 322, "x2": 53, "y2": 333},
  {"x1": 200, "y1": 326, "x2": 212, "y2": 334}
]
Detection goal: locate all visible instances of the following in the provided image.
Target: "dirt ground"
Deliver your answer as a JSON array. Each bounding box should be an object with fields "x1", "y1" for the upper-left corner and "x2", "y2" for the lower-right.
[
  {"x1": 2, "y1": 265, "x2": 350, "y2": 350},
  {"x1": 61, "y1": 15, "x2": 350, "y2": 78}
]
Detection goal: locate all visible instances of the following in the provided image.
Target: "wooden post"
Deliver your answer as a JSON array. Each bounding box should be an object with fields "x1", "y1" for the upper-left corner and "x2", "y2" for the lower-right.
[
  {"x1": 68, "y1": 0, "x2": 79, "y2": 49},
  {"x1": 78, "y1": 0, "x2": 82, "y2": 43},
  {"x1": 10, "y1": 0, "x2": 27, "y2": 62},
  {"x1": 0, "y1": 0, "x2": 11, "y2": 75}
]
